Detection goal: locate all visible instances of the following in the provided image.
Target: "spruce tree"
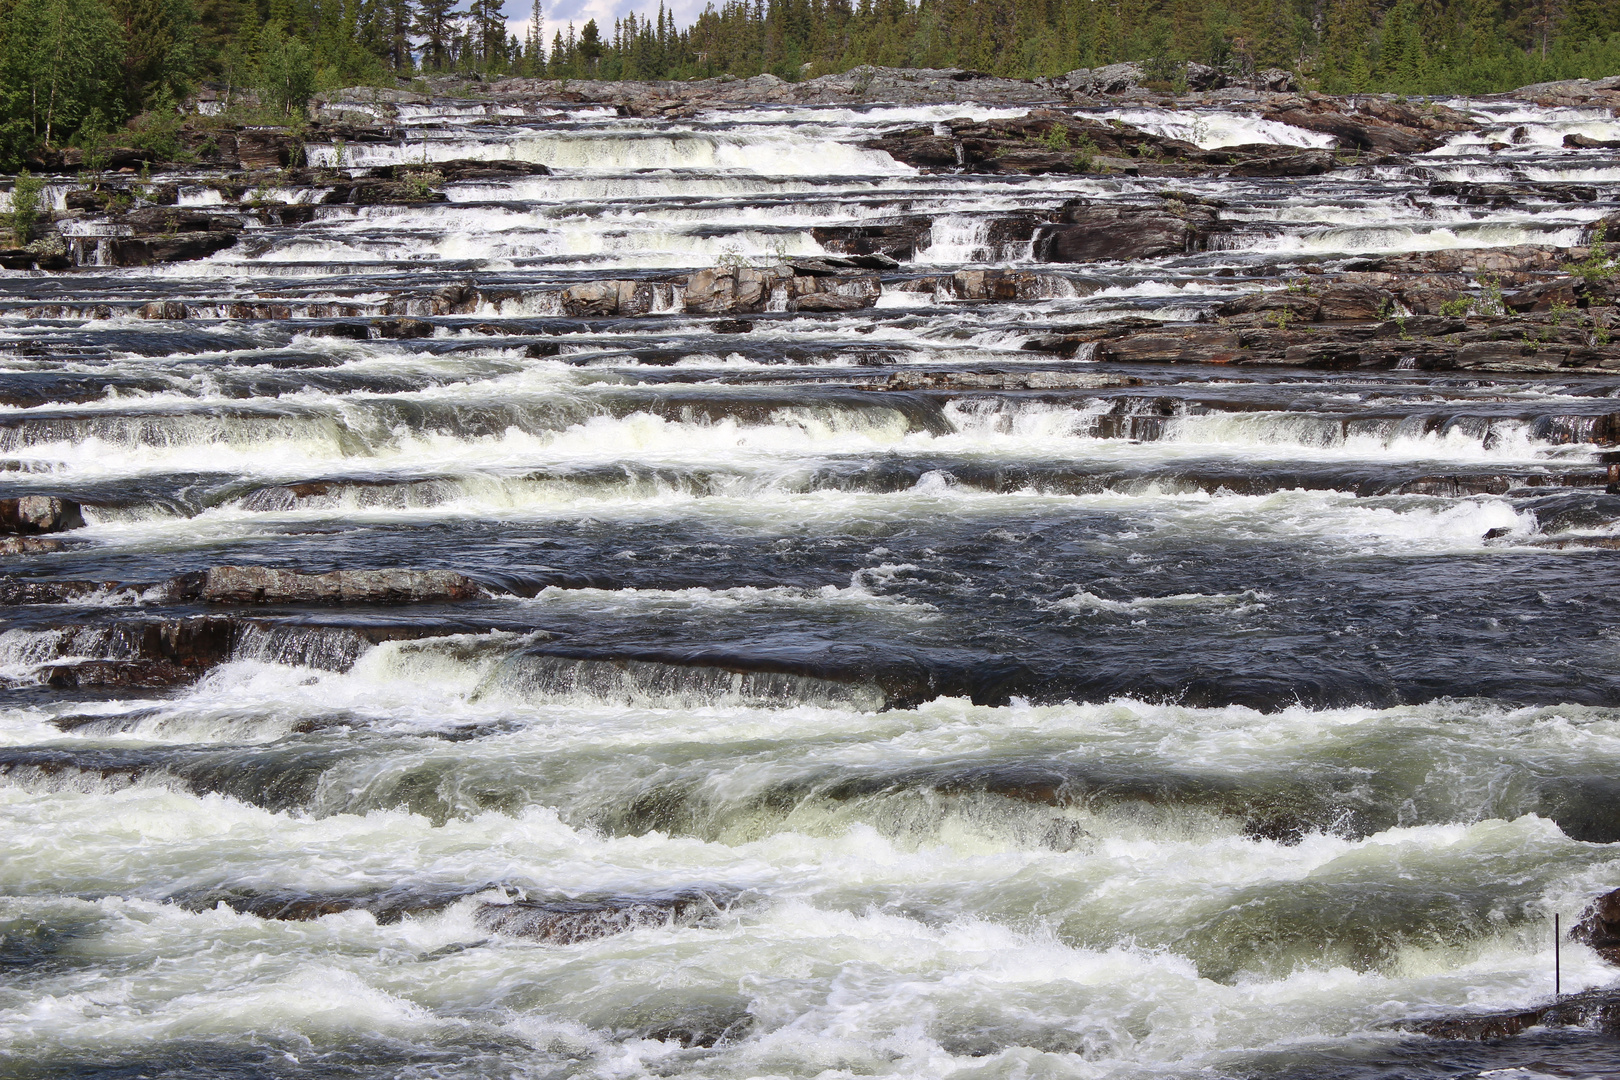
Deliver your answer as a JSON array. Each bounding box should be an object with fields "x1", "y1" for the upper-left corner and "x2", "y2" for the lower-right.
[{"x1": 415, "y1": 0, "x2": 458, "y2": 70}]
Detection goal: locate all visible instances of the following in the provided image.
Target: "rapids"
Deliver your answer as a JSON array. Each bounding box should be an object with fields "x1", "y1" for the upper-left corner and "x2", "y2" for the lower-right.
[{"x1": 2, "y1": 88, "x2": 1619, "y2": 1080}]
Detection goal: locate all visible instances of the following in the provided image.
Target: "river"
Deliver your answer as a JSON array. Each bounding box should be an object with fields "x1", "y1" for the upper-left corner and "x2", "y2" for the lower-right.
[{"x1": 2, "y1": 86, "x2": 1620, "y2": 1079}]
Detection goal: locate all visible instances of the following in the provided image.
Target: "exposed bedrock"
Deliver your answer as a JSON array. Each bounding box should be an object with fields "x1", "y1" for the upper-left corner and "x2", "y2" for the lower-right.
[
  {"x1": 860, "y1": 99, "x2": 1457, "y2": 175},
  {"x1": 1034, "y1": 197, "x2": 1228, "y2": 260},
  {"x1": 1026, "y1": 317, "x2": 1620, "y2": 373},
  {"x1": 1260, "y1": 94, "x2": 1477, "y2": 153},
  {"x1": 0, "y1": 566, "x2": 488, "y2": 606}
]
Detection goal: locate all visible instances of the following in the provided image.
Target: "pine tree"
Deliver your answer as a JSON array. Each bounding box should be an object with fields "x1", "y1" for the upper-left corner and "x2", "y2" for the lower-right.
[
  {"x1": 524, "y1": 0, "x2": 546, "y2": 74},
  {"x1": 106, "y1": 0, "x2": 189, "y2": 111},
  {"x1": 468, "y1": 0, "x2": 505, "y2": 67},
  {"x1": 415, "y1": 0, "x2": 458, "y2": 69},
  {"x1": 579, "y1": 18, "x2": 603, "y2": 74},
  {"x1": 387, "y1": 0, "x2": 412, "y2": 71}
]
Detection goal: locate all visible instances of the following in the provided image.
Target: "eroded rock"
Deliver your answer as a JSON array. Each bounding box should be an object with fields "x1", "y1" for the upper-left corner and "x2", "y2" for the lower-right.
[
  {"x1": 191, "y1": 566, "x2": 486, "y2": 604},
  {"x1": 0, "y1": 497, "x2": 84, "y2": 535}
]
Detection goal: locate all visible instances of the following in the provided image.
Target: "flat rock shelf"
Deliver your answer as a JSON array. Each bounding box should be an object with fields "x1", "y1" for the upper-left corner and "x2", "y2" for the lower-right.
[{"x1": 3, "y1": 79, "x2": 1620, "y2": 1080}]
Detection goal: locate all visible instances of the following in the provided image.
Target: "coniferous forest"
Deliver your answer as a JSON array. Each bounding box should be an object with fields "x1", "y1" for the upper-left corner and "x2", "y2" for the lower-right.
[{"x1": 0, "y1": 0, "x2": 1617, "y2": 168}]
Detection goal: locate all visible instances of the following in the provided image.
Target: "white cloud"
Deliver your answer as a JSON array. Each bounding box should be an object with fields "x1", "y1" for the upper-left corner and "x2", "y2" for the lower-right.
[{"x1": 500, "y1": 0, "x2": 709, "y2": 48}]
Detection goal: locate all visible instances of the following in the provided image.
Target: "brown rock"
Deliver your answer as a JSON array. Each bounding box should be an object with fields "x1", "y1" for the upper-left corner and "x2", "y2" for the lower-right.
[
  {"x1": 374, "y1": 317, "x2": 434, "y2": 339},
  {"x1": 1573, "y1": 887, "x2": 1620, "y2": 964},
  {"x1": 811, "y1": 220, "x2": 931, "y2": 260},
  {"x1": 1407, "y1": 989, "x2": 1620, "y2": 1041},
  {"x1": 1315, "y1": 283, "x2": 1391, "y2": 321},
  {"x1": 560, "y1": 280, "x2": 621, "y2": 316},
  {"x1": 1262, "y1": 95, "x2": 1473, "y2": 154},
  {"x1": 197, "y1": 566, "x2": 485, "y2": 604},
  {"x1": 560, "y1": 280, "x2": 672, "y2": 317},
  {"x1": 108, "y1": 233, "x2": 238, "y2": 267},
  {"x1": 431, "y1": 283, "x2": 480, "y2": 315},
  {"x1": 1564, "y1": 133, "x2": 1620, "y2": 149},
  {"x1": 1034, "y1": 208, "x2": 1193, "y2": 262},
  {"x1": 792, "y1": 293, "x2": 872, "y2": 312},
  {"x1": 1215, "y1": 291, "x2": 1323, "y2": 322},
  {"x1": 683, "y1": 266, "x2": 784, "y2": 315},
  {"x1": 0, "y1": 536, "x2": 64, "y2": 556},
  {"x1": 0, "y1": 496, "x2": 85, "y2": 535},
  {"x1": 119, "y1": 208, "x2": 241, "y2": 234},
  {"x1": 1226, "y1": 150, "x2": 1334, "y2": 177},
  {"x1": 1504, "y1": 277, "x2": 1583, "y2": 313},
  {"x1": 236, "y1": 130, "x2": 301, "y2": 170}
]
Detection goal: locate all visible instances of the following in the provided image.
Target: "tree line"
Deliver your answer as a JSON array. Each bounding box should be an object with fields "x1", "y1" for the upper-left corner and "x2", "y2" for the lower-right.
[{"x1": 1, "y1": 0, "x2": 1617, "y2": 167}]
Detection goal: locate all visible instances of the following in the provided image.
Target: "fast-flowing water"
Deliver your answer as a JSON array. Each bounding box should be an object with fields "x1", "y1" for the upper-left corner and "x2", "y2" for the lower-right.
[{"x1": 3, "y1": 94, "x2": 1620, "y2": 1079}]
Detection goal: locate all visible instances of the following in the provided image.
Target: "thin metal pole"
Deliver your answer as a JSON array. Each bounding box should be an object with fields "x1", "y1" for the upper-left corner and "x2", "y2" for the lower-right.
[{"x1": 1555, "y1": 913, "x2": 1561, "y2": 998}]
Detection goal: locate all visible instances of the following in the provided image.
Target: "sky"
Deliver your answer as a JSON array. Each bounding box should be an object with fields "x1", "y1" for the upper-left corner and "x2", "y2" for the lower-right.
[{"x1": 499, "y1": 0, "x2": 710, "y2": 48}]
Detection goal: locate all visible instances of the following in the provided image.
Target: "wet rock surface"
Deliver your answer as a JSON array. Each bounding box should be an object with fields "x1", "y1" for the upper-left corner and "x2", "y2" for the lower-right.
[
  {"x1": 3, "y1": 72, "x2": 1620, "y2": 1080},
  {"x1": 1406, "y1": 988, "x2": 1620, "y2": 1040},
  {"x1": 0, "y1": 497, "x2": 84, "y2": 536}
]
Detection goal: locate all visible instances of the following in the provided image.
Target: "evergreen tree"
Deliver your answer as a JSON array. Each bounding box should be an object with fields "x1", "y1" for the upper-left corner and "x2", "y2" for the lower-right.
[
  {"x1": 107, "y1": 0, "x2": 193, "y2": 111},
  {"x1": 524, "y1": 0, "x2": 546, "y2": 74},
  {"x1": 386, "y1": 0, "x2": 413, "y2": 72},
  {"x1": 468, "y1": 0, "x2": 506, "y2": 66},
  {"x1": 579, "y1": 19, "x2": 603, "y2": 74},
  {"x1": 415, "y1": 0, "x2": 458, "y2": 69},
  {"x1": 2, "y1": 0, "x2": 1618, "y2": 171}
]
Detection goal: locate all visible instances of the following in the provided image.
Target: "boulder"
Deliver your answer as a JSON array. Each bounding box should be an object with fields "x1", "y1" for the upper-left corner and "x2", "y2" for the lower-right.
[
  {"x1": 1226, "y1": 150, "x2": 1334, "y2": 177},
  {"x1": 1315, "y1": 283, "x2": 1392, "y2": 321},
  {"x1": 1573, "y1": 887, "x2": 1620, "y2": 964},
  {"x1": 560, "y1": 280, "x2": 622, "y2": 317},
  {"x1": 431, "y1": 283, "x2": 480, "y2": 315},
  {"x1": 64, "y1": 188, "x2": 104, "y2": 211},
  {"x1": 119, "y1": 208, "x2": 241, "y2": 234},
  {"x1": 1215, "y1": 291, "x2": 1323, "y2": 322},
  {"x1": 107, "y1": 233, "x2": 238, "y2": 266},
  {"x1": 860, "y1": 132, "x2": 958, "y2": 168},
  {"x1": 373, "y1": 317, "x2": 434, "y2": 338},
  {"x1": 0, "y1": 536, "x2": 63, "y2": 556},
  {"x1": 1565, "y1": 133, "x2": 1620, "y2": 150},
  {"x1": 236, "y1": 129, "x2": 301, "y2": 170},
  {"x1": 322, "y1": 178, "x2": 450, "y2": 205},
  {"x1": 1182, "y1": 62, "x2": 1225, "y2": 91},
  {"x1": 195, "y1": 566, "x2": 486, "y2": 604},
  {"x1": 1034, "y1": 207, "x2": 1195, "y2": 262},
  {"x1": 683, "y1": 266, "x2": 783, "y2": 315},
  {"x1": 396, "y1": 159, "x2": 551, "y2": 182},
  {"x1": 1585, "y1": 212, "x2": 1620, "y2": 242},
  {"x1": 0, "y1": 496, "x2": 85, "y2": 535},
  {"x1": 1251, "y1": 68, "x2": 1298, "y2": 93},
  {"x1": 1261, "y1": 95, "x2": 1473, "y2": 154},
  {"x1": 792, "y1": 293, "x2": 871, "y2": 312},
  {"x1": 1408, "y1": 988, "x2": 1620, "y2": 1041},
  {"x1": 1503, "y1": 277, "x2": 1583, "y2": 313},
  {"x1": 561, "y1": 279, "x2": 673, "y2": 317},
  {"x1": 811, "y1": 220, "x2": 931, "y2": 260},
  {"x1": 1076, "y1": 63, "x2": 1144, "y2": 95}
]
